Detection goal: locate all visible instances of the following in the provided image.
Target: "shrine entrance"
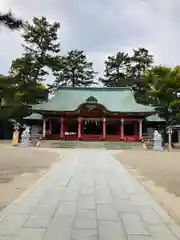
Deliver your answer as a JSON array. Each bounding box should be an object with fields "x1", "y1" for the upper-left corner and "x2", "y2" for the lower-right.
[
  {"x1": 42, "y1": 103, "x2": 143, "y2": 142},
  {"x1": 82, "y1": 119, "x2": 103, "y2": 141}
]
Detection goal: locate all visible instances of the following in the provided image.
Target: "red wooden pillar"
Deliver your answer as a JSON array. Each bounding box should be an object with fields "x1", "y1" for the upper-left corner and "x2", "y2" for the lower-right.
[
  {"x1": 60, "y1": 118, "x2": 64, "y2": 139},
  {"x1": 121, "y1": 118, "x2": 124, "y2": 140},
  {"x1": 139, "y1": 119, "x2": 143, "y2": 140},
  {"x1": 103, "y1": 118, "x2": 106, "y2": 140},
  {"x1": 78, "y1": 118, "x2": 82, "y2": 140},
  {"x1": 43, "y1": 119, "x2": 46, "y2": 138}
]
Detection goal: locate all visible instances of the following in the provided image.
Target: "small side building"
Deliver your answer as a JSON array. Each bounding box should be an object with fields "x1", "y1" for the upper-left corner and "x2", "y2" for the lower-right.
[
  {"x1": 144, "y1": 114, "x2": 166, "y2": 137},
  {"x1": 23, "y1": 113, "x2": 43, "y2": 144},
  {"x1": 28, "y1": 87, "x2": 155, "y2": 142}
]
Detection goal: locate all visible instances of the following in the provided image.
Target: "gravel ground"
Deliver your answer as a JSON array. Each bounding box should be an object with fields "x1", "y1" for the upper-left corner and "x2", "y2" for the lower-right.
[
  {"x1": 115, "y1": 150, "x2": 180, "y2": 224},
  {"x1": 0, "y1": 146, "x2": 59, "y2": 210}
]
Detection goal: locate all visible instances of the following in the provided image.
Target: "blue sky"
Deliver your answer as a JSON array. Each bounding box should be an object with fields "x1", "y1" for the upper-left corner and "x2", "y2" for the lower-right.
[{"x1": 1, "y1": 0, "x2": 180, "y2": 84}]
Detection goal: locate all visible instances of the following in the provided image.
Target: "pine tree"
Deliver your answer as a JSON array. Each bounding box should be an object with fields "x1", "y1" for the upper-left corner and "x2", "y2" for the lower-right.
[
  {"x1": 130, "y1": 48, "x2": 154, "y2": 103},
  {"x1": 52, "y1": 50, "x2": 96, "y2": 89},
  {"x1": 100, "y1": 52, "x2": 132, "y2": 87},
  {"x1": 0, "y1": 11, "x2": 23, "y2": 29},
  {"x1": 10, "y1": 54, "x2": 47, "y2": 83},
  {"x1": 131, "y1": 48, "x2": 154, "y2": 79},
  {"x1": 11, "y1": 16, "x2": 60, "y2": 83},
  {"x1": 23, "y1": 17, "x2": 60, "y2": 57},
  {"x1": 10, "y1": 54, "x2": 48, "y2": 105}
]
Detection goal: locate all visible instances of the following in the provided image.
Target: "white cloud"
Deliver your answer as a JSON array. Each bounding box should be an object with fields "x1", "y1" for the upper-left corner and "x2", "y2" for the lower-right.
[{"x1": 0, "y1": 0, "x2": 180, "y2": 80}]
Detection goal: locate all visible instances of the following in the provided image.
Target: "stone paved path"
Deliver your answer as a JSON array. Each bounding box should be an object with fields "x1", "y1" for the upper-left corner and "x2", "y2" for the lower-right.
[{"x1": 0, "y1": 149, "x2": 180, "y2": 240}]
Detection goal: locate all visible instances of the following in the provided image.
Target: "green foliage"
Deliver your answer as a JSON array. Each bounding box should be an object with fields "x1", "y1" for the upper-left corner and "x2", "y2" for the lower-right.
[
  {"x1": 2, "y1": 12, "x2": 180, "y2": 128},
  {"x1": 101, "y1": 48, "x2": 153, "y2": 87},
  {"x1": 137, "y1": 66, "x2": 180, "y2": 123},
  {"x1": 4, "y1": 16, "x2": 60, "y2": 121},
  {"x1": 0, "y1": 75, "x2": 16, "y2": 107},
  {"x1": 0, "y1": 11, "x2": 23, "y2": 29},
  {"x1": 18, "y1": 16, "x2": 61, "y2": 82},
  {"x1": 51, "y1": 50, "x2": 96, "y2": 89},
  {"x1": 100, "y1": 47, "x2": 180, "y2": 124},
  {"x1": 100, "y1": 52, "x2": 132, "y2": 87},
  {"x1": 10, "y1": 54, "x2": 47, "y2": 83},
  {"x1": 0, "y1": 73, "x2": 48, "y2": 122},
  {"x1": 0, "y1": 74, "x2": 20, "y2": 121},
  {"x1": 16, "y1": 81, "x2": 48, "y2": 105},
  {"x1": 131, "y1": 48, "x2": 154, "y2": 77},
  {"x1": 23, "y1": 17, "x2": 60, "y2": 56}
]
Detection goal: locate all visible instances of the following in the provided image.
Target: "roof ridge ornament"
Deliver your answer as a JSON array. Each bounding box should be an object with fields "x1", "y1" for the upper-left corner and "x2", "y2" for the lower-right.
[{"x1": 85, "y1": 96, "x2": 98, "y2": 104}]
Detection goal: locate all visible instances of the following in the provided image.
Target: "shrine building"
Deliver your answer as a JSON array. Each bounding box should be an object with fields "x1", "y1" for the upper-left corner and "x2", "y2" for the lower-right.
[{"x1": 29, "y1": 87, "x2": 155, "y2": 142}]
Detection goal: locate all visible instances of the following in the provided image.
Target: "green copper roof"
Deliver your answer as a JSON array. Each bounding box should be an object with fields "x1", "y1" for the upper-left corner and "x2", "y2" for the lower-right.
[
  {"x1": 145, "y1": 114, "x2": 165, "y2": 122},
  {"x1": 24, "y1": 113, "x2": 43, "y2": 120},
  {"x1": 32, "y1": 87, "x2": 155, "y2": 113}
]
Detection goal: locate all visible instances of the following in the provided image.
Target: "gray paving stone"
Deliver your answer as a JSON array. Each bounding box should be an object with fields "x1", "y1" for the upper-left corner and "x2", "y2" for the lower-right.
[
  {"x1": 123, "y1": 183, "x2": 138, "y2": 194},
  {"x1": 74, "y1": 210, "x2": 97, "y2": 229},
  {"x1": 0, "y1": 235, "x2": 13, "y2": 240},
  {"x1": 2, "y1": 203, "x2": 34, "y2": 215},
  {"x1": 24, "y1": 213, "x2": 53, "y2": 228},
  {"x1": 97, "y1": 204, "x2": 119, "y2": 221},
  {"x1": 0, "y1": 216, "x2": 6, "y2": 223},
  {"x1": 59, "y1": 187, "x2": 80, "y2": 202},
  {"x1": 152, "y1": 204, "x2": 174, "y2": 224},
  {"x1": 108, "y1": 180, "x2": 126, "y2": 196},
  {"x1": 57, "y1": 174, "x2": 72, "y2": 187},
  {"x1": 111, "y1": 187, "x2": 129, "y2": 200},
  {"x1": 37, "y1": 188, "x2": 64, "y2": 207},
  {"x1": 14, "y1": 228, "x2": 46, "y2": 240},
  {"x1": 1, "y1": 149, "x2": 180, "y2": 239},
  {"x1": 99, "y1": 221, "x2": 126, "y2": 240},
  {"x1": 148, "y1": 225, "x2": 177, "y2": 240},
  {"x1": 43, "y1": 217, "x2": 73, "y2": 240},
  {"x1": 78, "y1": 196, "x2": 95, "y2": 210},
  {"x1": 71, "y1": 230, "x2": 98, "y2": 240},
  {"x1": 0, "y1": 214, "x2": 29, "y2": 236},
  {"x1": 137, "y1": 206, "x2": 162, "y2": 225},
  {"x1": 121, "y1": 213, "x2": 150, "y2": 235},
  {"x1": 95, "y1": 186, "x2": 113, "y2": 203},
  {"x1": 81, "y1": 186, "x2": 94, "y2": 195},
  {"x1": 130, "y1": 195, "x2": 151, "y2": 206},
  {"x1": 32, "y1": 205, "x2": 56, "y2": 216},
  {"x1": 115, "y1": 199, "x2": 138, "y2": 213},
  {"x1": 127, "y1": 236, "x2": 153, "y2": 240},
  {"x1": 95, "y1": 176, "x2": 107, "y2": 186},
  {"x1": 82, "y1": 178, "x2": 94, "y2": 187},
  {"x1": 54, "y1": 202, "x2": 76, "y2": 218}
]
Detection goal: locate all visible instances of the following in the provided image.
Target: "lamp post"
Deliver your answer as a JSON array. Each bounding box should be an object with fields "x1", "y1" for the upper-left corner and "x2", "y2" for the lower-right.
[
  {"x1": 167, "y1": 108, "x2": 173, "y2": 151},
  {"x1": 59, "y1": 74, "x2": 64, "y2": 86},
  {"x1": 166, "y1": 91, "x2": 180, "y2": 151}
]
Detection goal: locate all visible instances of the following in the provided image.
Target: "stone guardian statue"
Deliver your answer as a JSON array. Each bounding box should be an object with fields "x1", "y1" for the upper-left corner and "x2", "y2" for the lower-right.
[
  {"x1": 153, "y1": 130, "x2": 163, "y2": 151},
  {"x1": 20, "y1": 125, "x2": 30, "y2": 147}
]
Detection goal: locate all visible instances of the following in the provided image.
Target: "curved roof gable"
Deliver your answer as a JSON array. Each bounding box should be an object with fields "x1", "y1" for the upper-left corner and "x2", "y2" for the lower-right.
[
  {"x1": 145, "y1": 114, "x2": 165, "y2": 122},
  {"x1": 24, "y1": 113, "x2": 43, "y2": 120},
  {"x1": 32, "y1": 87, "x2": 155, "y2": 113}
]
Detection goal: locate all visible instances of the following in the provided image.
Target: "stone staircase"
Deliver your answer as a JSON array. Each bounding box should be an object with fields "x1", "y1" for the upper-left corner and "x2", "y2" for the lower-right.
[{"x1": 40, "y1": 140, "x2": 142, "y2": 150}]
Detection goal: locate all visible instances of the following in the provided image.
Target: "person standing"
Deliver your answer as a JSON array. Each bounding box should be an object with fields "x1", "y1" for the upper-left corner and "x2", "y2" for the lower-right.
[{"x1": 12, "y1": 124, "x2": 19, "y2": 146}]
